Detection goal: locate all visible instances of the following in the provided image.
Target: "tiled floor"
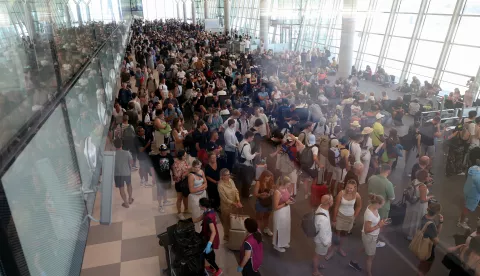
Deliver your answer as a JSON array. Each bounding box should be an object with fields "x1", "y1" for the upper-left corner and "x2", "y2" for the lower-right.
[{"x1": 81, "y1": 167, "x2": 239, "y2": 276}]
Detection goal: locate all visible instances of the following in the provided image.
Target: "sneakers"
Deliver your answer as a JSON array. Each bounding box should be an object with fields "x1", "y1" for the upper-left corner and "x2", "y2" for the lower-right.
[
  {"x1": 274, "y1": 246, "x2": 285, "y2": 253},
  {"x1": 283, "y1": 244, "x2": 290, "y2": 249},
  {"x1": 178, "y1": 213, "x2": 185, "y2": 220},
  {"x1": 213, "y1": 268, "x2": 223, "y2": 276},
  {"x1": 140, "y1": 179, "x2": 145, "y2": 187},
  {"x1": 457, "y1": 220, "x2": 470, "y2": 229},
  {"x1": 263, "y1": 228, "x2": 273, "y2": 237},
  {"x1": 159, "y1": 206, "x2": 165, "y2": 213},
  {"x1": 163, "y1": 200, "x2": 174, "y2": 206},
  {"x1": 349, "y1": 261, "x2": 362, "y2": 272},
  {"x1": 376, "y1": 241, "x2": 386, "y2": 248}
]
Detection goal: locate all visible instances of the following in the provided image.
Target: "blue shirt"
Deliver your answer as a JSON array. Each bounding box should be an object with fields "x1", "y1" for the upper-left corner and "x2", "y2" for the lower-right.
[
  {"x1": 258, "y1": 91, "x2": 269, "y2": 103},
  {"x1": 464, "y1": 166, "x2": 480, "y2": 200}
]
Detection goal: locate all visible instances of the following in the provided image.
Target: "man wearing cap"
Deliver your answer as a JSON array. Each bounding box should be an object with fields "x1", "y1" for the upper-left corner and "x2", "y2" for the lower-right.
[
  {"x1": 155, "y1": 144, "x2": 175, "y2": 213},
  {"x1": 371, "y1": 113, "x2": 385, "y2": 148}
]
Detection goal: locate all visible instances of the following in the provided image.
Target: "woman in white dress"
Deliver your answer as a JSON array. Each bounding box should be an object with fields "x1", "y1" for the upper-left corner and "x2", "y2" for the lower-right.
[
  {"x1": 402, "y1": 169, "x2": 432, "y2": 240},
  {"x1": 188, "y1": 159, "x2": 208, "y2": 232},
  {"x1": 359, "y1": 127, "x2": 373, "y2": 185},
  {"x1": 272, "y1": 176, "x2": 294, "y2": 252}
]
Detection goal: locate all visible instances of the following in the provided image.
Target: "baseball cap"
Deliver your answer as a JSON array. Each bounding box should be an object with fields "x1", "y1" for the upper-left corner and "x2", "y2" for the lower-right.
[
  {"x1": 376, "y1": 113, "x2": 385, "y2": 120},
  {"x1": 330, "y1": 139, "x2": 339, "y2": 148},
  {"x1": 159, "y1": 144, "x2": 168, "y2": 151}
]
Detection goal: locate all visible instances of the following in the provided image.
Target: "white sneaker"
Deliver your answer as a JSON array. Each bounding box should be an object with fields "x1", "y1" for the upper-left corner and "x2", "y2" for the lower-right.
[
  {"x1": 376, "y1": 241, "x2": 386, "y2": 248},
  {"x1": 159, "y1": 206, "x2": 165, "y2": 213},
  {"x1": 178, "y1": 213, "x2": 185, "y2": 220},
  {"x1": 140, "y1": 179, "x2": 145, "y2": 186},
  {"x1": 263, "y1": 228, "x2": 273, "y2": 237},
  {"x1": 283, "y1": 244, "x2": 290, "y2": 249},
  {"x1": 163, "y1": 200, "x2": 174, "y2": 206},
  {"x1": 457, "y1": 220, "x2": 470, "y2": 229},
  {"x1": 274, "y1": 246, "x2": 285, "y2": 252}
]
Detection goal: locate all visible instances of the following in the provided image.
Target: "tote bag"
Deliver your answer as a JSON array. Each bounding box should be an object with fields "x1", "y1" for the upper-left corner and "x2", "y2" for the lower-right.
[
  {"x1": 230, "y1": 211, "x2": 249, "y2": 231},
  {"x1": 409, "y1": 221, "x2": 434, "y2": 261}
]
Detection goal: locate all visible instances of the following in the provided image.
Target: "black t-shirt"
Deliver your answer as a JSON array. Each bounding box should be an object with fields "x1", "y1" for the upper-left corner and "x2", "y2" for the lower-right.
[
  {"x1": 420, "y1": 122, "x2": 436, "y2": 146},
  {"x1": 420, "y1": 216, "x2": 437, "y2": 261},
  {"x1": 157, "y1": 154, "x2": 174, "y2": 181},
  {"x1": 193, "y1": 129, "x2": 207, "y2": 150},
  {"x1": 205, "y1": 164, "x2": 220, "y2": 186},
  {"x1": 135, "y1": 136, "x2": 150, "y2": 160}
]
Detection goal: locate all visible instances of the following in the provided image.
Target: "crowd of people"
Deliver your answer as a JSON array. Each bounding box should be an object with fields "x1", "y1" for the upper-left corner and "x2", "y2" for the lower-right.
[{"x1": 110, "y1": 19, "x2": 480, "y2": 276}]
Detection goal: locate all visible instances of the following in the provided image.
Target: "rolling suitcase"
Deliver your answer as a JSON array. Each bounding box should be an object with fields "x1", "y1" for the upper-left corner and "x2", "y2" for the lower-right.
[
  {"x1": 310, "y1": 184, "x2": 329, "y2": 208},
  {"x1": 227, "y1": 229, "x2": 247, "y2": 251}
]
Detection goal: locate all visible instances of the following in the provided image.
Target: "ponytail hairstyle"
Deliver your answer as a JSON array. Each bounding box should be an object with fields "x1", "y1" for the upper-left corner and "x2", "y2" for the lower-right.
[
  {"x1": 244, "y1": 218, "x2": 262, "y2": 244},
  {"x1": 199, "y1": 197, "x2": 213, "y2": 209},
  {"x1": 427, "y1": 202, "x2": 442, "y2": 217},
  {"x1": 368, "y1": 193, "x2": 385, "y2": 206},
  {"x1": 277, "y1": 176, "x2": 291, "y2": 188}
]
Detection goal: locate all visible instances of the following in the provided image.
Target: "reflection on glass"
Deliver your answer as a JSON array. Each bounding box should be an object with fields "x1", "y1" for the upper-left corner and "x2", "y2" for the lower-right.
[
  {"x1": 2, "y1": 106, "x2": 88, "y2": 276},
  {"x1": 453, "y1": 16, "x2": 480, "y2": 47},
  {"x1": 412, "y1": 40, "x2": 442, "y2": 68},
  {"x1": 445, "y1": 45, "x2": 480, "y2": 76},
  {"x1": 419, "y1": 15, "x2": 451, "y2": 41}
]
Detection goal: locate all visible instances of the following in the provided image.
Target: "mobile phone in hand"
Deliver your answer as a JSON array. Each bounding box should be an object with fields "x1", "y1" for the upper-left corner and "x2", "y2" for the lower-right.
[{"x1": 384, "y1": 218, "x2": 392, "y2": 225}]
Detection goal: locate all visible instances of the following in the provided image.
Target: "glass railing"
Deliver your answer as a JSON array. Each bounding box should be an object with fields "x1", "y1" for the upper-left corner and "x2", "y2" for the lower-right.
[{"x1": 0, "y1": 1, "x2": 132, "y2": 275}]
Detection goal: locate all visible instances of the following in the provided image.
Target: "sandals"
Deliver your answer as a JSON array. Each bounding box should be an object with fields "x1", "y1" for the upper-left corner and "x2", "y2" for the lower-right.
[
  {"x1": 129, "y1": 198, "x2": 135, "y2": 204},
  {"x1": 122, "y1": 203, "x2": 130, "y2": 208}
]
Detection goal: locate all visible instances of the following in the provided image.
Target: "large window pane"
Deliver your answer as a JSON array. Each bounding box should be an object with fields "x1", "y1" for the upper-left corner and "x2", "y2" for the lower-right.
[
  {"x1": 365, "y1": 34, "x2": 384, "y2": 55},
  {"x1": 361, "y1": 54, "x2": 379, "y2": 70},
  {"x1": 386, "y1": 37, "x2": 410, "y2": 61},
  {"x1": 356, "y1": 12, "x2": 367, "y2": 31},
  {"x1": 376, "y1": 0, "x2": 394, "y2": 12},
  {"x1": 393, "y1": 14, "x2": 417, "y2": 37},
  {"x1": 427, "y1": 0, "x2": 456, "y2": 14},
  {"x1": 445, "y1": 45, "x2": 480, "y2": 76},
  {"x1": 454, "y1": 16, "x2": 480, "y2": 46},
  {"x1": 370, "y1": 13, "x2": 390, "y2": 34},
  {"x1": 442, "y1": 72, "x2": 469, "y2": 92},
  {"x1": 384, "y1": 59, "x2": 404, "y2": 82},
  {"x1": 409, "y1": 64, "x2": 435, "y2": 81},
  {"x1": 412, "y1": 40, "x2": 442, "y2": 68},
  {"x1": 399, "y1": 0, "x2": 422, "y2": 13},
  {"x1": 464, "y1": 0, "x2": 480, "y2": 15},
  {"x1": 357, "y1": 0, "x2": 372, "y2": 11},
  {"x1": 2, "y1": 106, "x2": 88, "y2": 276},
  {"x1": 420, "y1": 15, "x2": 451, "y2": 41}
]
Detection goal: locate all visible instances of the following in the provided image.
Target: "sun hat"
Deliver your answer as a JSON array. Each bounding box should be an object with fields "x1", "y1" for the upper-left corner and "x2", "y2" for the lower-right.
[
  {"x1": 361, "y1": 127, "x2": 373, "y2": 135},
  {"x1": 350, "y1": 121, "x2": 361, "y2": 128}
]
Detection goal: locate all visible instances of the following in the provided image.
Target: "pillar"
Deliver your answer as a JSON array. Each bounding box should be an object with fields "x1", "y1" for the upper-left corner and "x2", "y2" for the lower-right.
[
  {"x1": 86, "y1": 1, "x2": 91, "y2": 22},
  {"x1": 65, "y1": 2, "x2": 72, "y2": 28},
  {"x1": 192, "y1": 0, "x2": 196, "y2": 24},
  {"x1": 224, "y1": 0, "x2": 229, "y2": 34},
  {"x1": 177, "y1": 1, "x2": 181, "y2": 20},
  {"x1": 117, "y1": 0, "x2": 123, "y2": 21},
  {"x1": 183, "y1": 1, "x2": 187, "y2": 22},
  {"x1": 23, "y1": 2, "x2": 36, "y2": 40},
  {"x1": 204, "y1": 0, "x2": 208, "y2": 19},
  {"x1": 76, "y1": 3, "x2": 83, "y2": 26},
  {"x1": 259, "y1": 0, "x2": 269, "y2": 51},
  {"x1": 337, "y1": 0, "x2": 357, "y2": 79}
]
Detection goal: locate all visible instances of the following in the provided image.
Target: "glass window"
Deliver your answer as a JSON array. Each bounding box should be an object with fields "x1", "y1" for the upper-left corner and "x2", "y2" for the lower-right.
[
  {"x1": 464, "y1": 0, "x2": 480, "y2": 15},
  {"x1": 2, "y1": 105, "x2": 89, "y2": 276},
  {"x1": 386, "y1": 37, "x2": 410, "y2": 61},
  {"x1": 392, "y1": 14, "x2": 417, "y2": 37},
  {"x1": 376, "y1": 0, "x2": 394, "y2": 12},
  {"x1": 365, "y1": 34, "x2": 384, "y2": 55},
  {"x1": 454, "y1": 16, "x2": 480, "y2": 46},
  {"x1": 441, "y1": 72, "x2": 470, "y2": 91},
  {"x1": 355, "y1": 12, "x2": 367, "y2": 32},
  {"x1": 361, "y1": 54, "x2": 379, "y2": 70},
  {"x1": 419, "y1": 15, "x2": 451, "y2": 41},
  {"x1": 412, "y1": 40, "x2": 442, "y2": 68},
  {"x1": 399, "y1": 0, "x2": 422, "y2": 13},
  {"x1": 445, "y1": 45, "x2": 480, "y2": 76},
  {"x1": 357, "y1": 0, "x2": 372, "y2": 11},
  {"x1": 427, "y1": 0, "x2": 456, "y2": 14},
  {"x1": 370, "y1": 13, "x2": 390, "y2": 34},
  {"x1": 409, "y1": 64, "x2": 435, "y2": 81},
  {"x1": 384, "y1": 59, "x2": 404, "y2": 81}
]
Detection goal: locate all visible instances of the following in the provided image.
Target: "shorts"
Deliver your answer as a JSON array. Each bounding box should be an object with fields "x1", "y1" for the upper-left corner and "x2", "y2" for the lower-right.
[
  {"x1": 315, "y1": 243, "x2": 330, "y2": 256},
  {"x1": 465, "y1": 196, "x2": 479, "y2": 212},
  {"x1": 156, "y1": 180, "x2": 171, "y2": 196},
  {"x1": 139, "y1": 159, "x2": 151, "y2": 169},
  {"x1": 362, "y1": 233, "x2": 378, "y2": 256},
  {"x1": 421, "y1": 144, "x2": 435, "y2": 159},
  {"x1": 255, "y1": 199, "x2": 272, "y2": 213},
  {"x1": 114, "y1": 175, "x2": 131, "y2": 188},
  {"x1": 175, "y1": 179, "x2": 190, "y2": 197}
]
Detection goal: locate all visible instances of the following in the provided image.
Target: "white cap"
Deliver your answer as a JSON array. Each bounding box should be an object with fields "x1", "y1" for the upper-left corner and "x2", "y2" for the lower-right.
[{"x1": 376, "y1": 113, "x2": 385, "y2": 120}]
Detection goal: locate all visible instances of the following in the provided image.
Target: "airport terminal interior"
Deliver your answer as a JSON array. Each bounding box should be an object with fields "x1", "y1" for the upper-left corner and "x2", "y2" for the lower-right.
[{"x1": 1, "y1": 0, "x2": 480, "y2": 276}]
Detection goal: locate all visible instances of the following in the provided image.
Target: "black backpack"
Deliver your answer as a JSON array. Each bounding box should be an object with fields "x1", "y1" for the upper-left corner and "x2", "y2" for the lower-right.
[
  {"x1": 299, "y1": 145, "x2": 316, "y2": 170},
  {"x1": 302, "y1": 211, "x2": 327, "y2": 238},
  {"x1": 403, "y1": 181, "x2": 422, "y2": 204}
]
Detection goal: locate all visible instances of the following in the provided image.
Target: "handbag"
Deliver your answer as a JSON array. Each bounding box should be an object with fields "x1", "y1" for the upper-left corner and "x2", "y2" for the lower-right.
[
  {"x1": 158, "y1": 123, "x2": 172, "y2": 135},
  {"x1": 230, "y1": 211, "x2": 249, "y2": 231},
  {"x1": 409, "y1": 221, "x2": 434, "y2": 261}
]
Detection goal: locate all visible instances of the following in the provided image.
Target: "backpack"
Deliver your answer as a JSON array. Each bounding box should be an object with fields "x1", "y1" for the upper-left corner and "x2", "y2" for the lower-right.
[
  {"x1": 328, "y1": 147, "x2": 341, "y2": 167},
  {"x1": 404, "y1": 181, "x2": 422, "y2": 204},
  {"x1": 302, "y1": 211, "x2": 327, "y2": 238},
  {"x1": 299, "y1": 145, "x2": 316, "y2": 169},
  {"x1": 121, "y1": 125, "x2": 135, "y2": 142},
  {"x1": 339, "y1": 148, "x2": 349, "y2": 169},
  {"x1": 346, "y1": 142, "x2": 356, "y2": 165}
]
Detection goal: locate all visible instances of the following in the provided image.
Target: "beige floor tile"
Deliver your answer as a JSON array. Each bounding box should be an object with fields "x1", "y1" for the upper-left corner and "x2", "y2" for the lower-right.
[
  {"x1": 82, "y1": 241, "x2": 122, "y2": 269},
  {"x1": 120, "y1": 256, "x2": 161, "y2": 276},
  {"x1": 122, "y1": 217, "x2": 156, "y2": 240}
]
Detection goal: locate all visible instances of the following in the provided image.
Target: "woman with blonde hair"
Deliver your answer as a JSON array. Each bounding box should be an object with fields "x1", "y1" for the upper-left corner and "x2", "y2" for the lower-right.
[
  {"x1": 349, "y1": 194, "x2": 387, "y2": 276},
  {"x1": 328, "y1": 179, "x2": 362, "y2": 259},
  {"x1": 253, "y1": 170, "x2": 275, "y2": 236},
  {"x1": 272, "y1": 176, "x2": 294, "y2": 252},
  {"x1": 217, "y1": 168, "x2": 242, "y2": 241}
]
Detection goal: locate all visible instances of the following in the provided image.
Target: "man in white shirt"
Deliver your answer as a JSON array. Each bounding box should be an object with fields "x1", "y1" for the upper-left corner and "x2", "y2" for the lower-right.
[
  {"x1": 222, "y1": 110, "x2": 241, "y2": 132},
  {"x1": 159, "y1": 79, "x2": 168, "y2": 100},
  {"x1": 313, "y1": 194, "x2": 334, "y2": 276},
  {"x1": 177, "y1": 69, "x2": 186, "y2": 80},
  {"x1": 224, "y1": 119, "x2": 239, "y2": 171},
  {"x1": 238, "y1": 131, "x2": 259, "y2": 198},
  {"x1": 250, "y1": 107, "x2": 269, "y2": 137},
  {"x1": 245, "y1": 38, "x2": 251, "y2": 53},
  {"x1": 238, "y1": 131, "x2": 258, "y2": 166}
]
